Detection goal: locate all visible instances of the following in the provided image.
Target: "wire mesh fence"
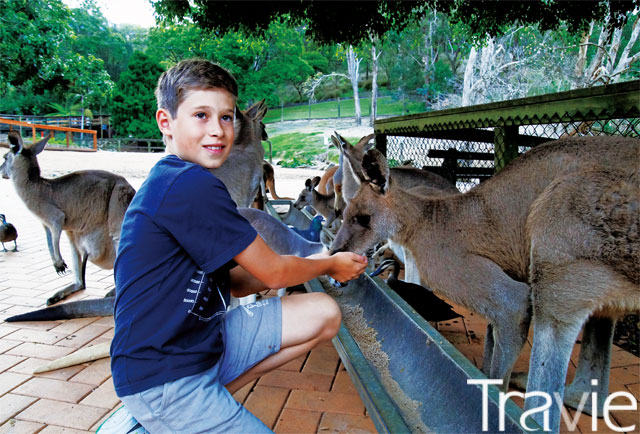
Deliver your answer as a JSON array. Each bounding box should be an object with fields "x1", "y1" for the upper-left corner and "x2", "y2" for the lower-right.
[{"x1": 376, "y1": 81, "x2": 640, "y2": 192}]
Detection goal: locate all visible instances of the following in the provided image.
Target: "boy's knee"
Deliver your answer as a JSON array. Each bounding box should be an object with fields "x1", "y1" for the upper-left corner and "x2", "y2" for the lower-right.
[{"x1": 315, "y1": 293, "x2": 341, "y2": 340}]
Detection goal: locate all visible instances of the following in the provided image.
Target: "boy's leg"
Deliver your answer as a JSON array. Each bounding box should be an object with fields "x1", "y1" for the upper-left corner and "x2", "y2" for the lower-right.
[
  {"x1": 225, "y1": 291, "x2": 341, "y2": 393},
  {"x1": 120, "y1": 363, "x2": 272, "y2": 434}
]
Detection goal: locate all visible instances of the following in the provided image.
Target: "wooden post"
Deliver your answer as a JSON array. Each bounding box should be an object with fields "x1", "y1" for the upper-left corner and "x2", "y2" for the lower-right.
[
  {"x1": 494, "y1": 126, "x2": 519, "y2": 172},
  {"x1": 375, "y1": 134, "x2": 387, "y2": 158},
  {"x1": 66, "y1": 131, "x2": 70, "y2": 147}
]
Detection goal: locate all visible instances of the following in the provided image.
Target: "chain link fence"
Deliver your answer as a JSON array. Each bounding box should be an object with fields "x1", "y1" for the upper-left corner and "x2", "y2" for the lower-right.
[{"x1": 375, "y1": 81, "x2": 639, "y2": 192}]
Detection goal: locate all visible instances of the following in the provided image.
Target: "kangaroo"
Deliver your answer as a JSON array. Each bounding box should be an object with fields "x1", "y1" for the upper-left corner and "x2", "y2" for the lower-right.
[
  {"x1": 317, "y1": 165, "x2": 338, "y2": 195},
  {"x1": 262, "y1": 160, "x2": 293, "y2": 201},
  {"x1": 524, "y1": 167, "x2": 639, "y2": 432},
  {"x1": 331, "y1": 132, "x2": 458, "y2": 217},
  {"x1": 293, "y1": 177, "x2": 339, "y2": 227},
  {"x1": 329, "y1": 136, "x2": 639, "y2": 433},
  {"x1": 211, "y1": 100, "x2": 268, "y2": 207},
  {"x1": 332, "y1": 132, "x2": 458, "y2": 285},
  {"x1": 1, "y1": 130, "x2": 136, "y2": 305}
]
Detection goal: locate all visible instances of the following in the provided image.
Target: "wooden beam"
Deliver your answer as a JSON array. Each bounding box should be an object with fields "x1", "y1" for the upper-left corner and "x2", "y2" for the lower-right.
[{"x1": 0, "y1": 117, "x2": 97, "y2": 150}]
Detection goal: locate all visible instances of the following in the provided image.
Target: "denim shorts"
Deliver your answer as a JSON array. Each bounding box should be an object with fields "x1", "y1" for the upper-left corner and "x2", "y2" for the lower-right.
[{"x1": 120, "y1": 297, "x2": 282, "y2": 433}]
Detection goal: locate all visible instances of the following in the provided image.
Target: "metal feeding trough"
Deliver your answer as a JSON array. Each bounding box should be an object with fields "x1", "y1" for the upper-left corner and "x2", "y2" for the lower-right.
[{"x1": 266, "y1": 200, "x2": 537, "y2": 433}]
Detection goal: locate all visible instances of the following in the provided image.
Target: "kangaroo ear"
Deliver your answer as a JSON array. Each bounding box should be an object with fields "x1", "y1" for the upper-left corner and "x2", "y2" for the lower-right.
[
  {"x1": 7, "y1": 131, "x2": 23, "y2": 154},
  {"x1": 334, "y1": 132, "x2": 351, "y2": 150},
  {"x1": 311, "y1": 176, "x2": 321, "y2": 188},
  {"x1": 32, "y1": 133, "x2": 51, "y2": 155},
  {"x1": 362, "y1": 148, "x2": 390, "y2": 194},
  {"x1": 256, "y1": 99, "x2": 268, "y2": 121},
  {"x1": 245, "y1": 99, "x2": 268, "y2": 121},
  {"x1": 330, "y1": 135, "x2": 342, "y2": 149},
  {"x1": 305, "y1": 178, "x2": 313, "y2": 190},
  {"x1": 357, "y1": 134, "x2": 376, "y2": 152},
  {"x1": 342, "y1": 144, "x2": 367, "y2": 184}
]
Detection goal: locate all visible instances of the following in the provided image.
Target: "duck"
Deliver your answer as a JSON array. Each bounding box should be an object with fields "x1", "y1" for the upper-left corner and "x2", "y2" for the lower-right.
[
  {"x1": 0, "y1": 214, "x2": 18, "y2": 252},
  {"x1": 369, "y1": 258, "x2": 462, "y2": 322},
  {"x1": 290, "y1": 215, "x2": 324, "y2": 242}
]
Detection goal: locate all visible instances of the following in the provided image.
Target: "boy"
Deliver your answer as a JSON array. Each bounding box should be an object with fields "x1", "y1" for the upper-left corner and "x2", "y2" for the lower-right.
[{"x1": 108, "y1": 58, "x2": 368, "y2": 433}]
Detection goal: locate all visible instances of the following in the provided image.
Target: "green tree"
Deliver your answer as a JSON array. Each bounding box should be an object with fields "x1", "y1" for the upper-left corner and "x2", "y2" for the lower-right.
[
  {"x1": 0, "y1": 0, "x2": 70, "y2": 95},
  {"x1": 110, "y1": 52, "x2": 164, "y2": 138},
  {"x1": 258, "y1": 20, "x2": 314, "y2": 100},
  {"x1": 67, "y1": 0, "x2": 132, "y2": 82},
  {"x1": 146, "y1": 24, "x2": 207, "y2": 66},
  {"x1": 0, "y1": 0, "x2": 115, "y2": 115}
]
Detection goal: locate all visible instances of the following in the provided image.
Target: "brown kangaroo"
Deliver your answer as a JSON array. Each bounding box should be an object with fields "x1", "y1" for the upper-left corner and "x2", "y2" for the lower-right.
[
  {"x1": 317, "y1": 165, "x2": 338, "y2": 195},
  {"x1": 329, "y1": 136, "x2": 639, "y2": 433},
  {"x1": 1, "y1": 130, "x2": 136, "y2": 305},
  {"x1": 211, "y1": 100, "x2": 268, "y2": 207},
  {"x1": 262, "y1": 160, "x2": 293, "y2": 201}
]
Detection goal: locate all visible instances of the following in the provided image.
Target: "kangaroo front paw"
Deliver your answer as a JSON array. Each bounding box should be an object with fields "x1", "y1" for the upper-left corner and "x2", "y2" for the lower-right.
[{"x1": 54, "y1": 261, "x2": 68, "y2": 275}]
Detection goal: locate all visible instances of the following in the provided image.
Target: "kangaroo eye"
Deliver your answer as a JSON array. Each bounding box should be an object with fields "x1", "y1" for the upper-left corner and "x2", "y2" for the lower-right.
[{"x1": 353, "y1": 214, "x2": 370, "y2": 228}]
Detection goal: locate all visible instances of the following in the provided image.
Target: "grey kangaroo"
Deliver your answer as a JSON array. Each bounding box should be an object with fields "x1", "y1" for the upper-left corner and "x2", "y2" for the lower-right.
[
  {"x1": 332, "y1": 132, "x2": 458, "y2": 285},
  {"x1": 329, "y1": 136, "x2": 639, "y2": 433},
  {"x1": 294, "y1": 177, "x2": 338, "y2": 227},
  {"x1": 1, "y1": 130, "x2": 135, "y2": 305},
  {"x1": 211, "y1": 99, "x2": 268, "y2": 207}
]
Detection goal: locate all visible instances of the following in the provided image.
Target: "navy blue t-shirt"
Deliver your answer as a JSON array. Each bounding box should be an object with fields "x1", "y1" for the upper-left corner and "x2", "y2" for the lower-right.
[{"x1": 111, "y1": 155, "x2": 257, "y2": 397}]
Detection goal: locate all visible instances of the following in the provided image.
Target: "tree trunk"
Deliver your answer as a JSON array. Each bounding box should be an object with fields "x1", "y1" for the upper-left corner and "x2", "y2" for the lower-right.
[
  {"x1": 573, "y1": 9, "x2": 639, "y2": 88},
  {"x1": 370, "y1": 40, "x2": 380, "y2": 127},
  {"x1": 347, "y1": 45, "x2": 362, "y2": 126},
  {"x1": 572, "y1": 24, "x2": 593, "y2": 88},
  {"x1": 462, "y1": 46, "x2": 477, "y2": 106},
  {"x1": 421, "y1": 9, "x2": 439, "y2": 102}
]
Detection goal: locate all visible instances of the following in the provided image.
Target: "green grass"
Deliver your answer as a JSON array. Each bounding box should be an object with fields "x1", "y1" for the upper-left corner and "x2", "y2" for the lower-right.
[
  {"x1": 263, "y1": 96, "x2": 427, "y2": 124},
  {"x1": 263, "y1": 131, "x2": 362, "y2": 168}
]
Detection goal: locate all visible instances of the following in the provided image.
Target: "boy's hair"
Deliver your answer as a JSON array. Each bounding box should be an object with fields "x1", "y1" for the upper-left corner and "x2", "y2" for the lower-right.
[{"x1": 156, "y1": 58, "x2": 238, "y2": 118}]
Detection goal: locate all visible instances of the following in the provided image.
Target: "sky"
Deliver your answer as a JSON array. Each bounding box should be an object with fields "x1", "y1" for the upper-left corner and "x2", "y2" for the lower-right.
[{"x1": 62, "y1": 0, "x2": 157, "y2": 28}]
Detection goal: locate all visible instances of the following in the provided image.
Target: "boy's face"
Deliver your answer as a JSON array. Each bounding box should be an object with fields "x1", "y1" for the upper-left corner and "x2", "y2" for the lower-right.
[{"x1": 157, "y1": 88, "x2": 235, "y2": 169}]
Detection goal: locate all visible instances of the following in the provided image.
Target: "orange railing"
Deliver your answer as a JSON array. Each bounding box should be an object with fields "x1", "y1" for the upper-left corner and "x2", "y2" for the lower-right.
[{"x1": 0, "y1": 117, "x2": 97, "y2": 150}]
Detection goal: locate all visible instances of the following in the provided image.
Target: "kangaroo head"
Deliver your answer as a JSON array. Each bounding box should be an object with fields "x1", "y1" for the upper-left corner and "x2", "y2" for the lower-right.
[
  {"x1": 294, "y1": 177, "x2": 320, "y2": 209},
  {"x1": 331, "y1": 132, "x2": 376, "y2": 204},
  {"x1": 330, "y1": 148, "x2": 397, "y2": 255},
  {"x1": 233, "y1": 99, "x2": 268, "y2": 153},
  {"x1": 1, "y1": 131, "x2": 50, "y2": 179}
]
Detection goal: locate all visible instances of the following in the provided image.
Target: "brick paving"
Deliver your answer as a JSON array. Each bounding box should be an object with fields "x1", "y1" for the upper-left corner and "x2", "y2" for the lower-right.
[{"x1": 1, "y1": 156, "x2": 638, "y2": 433}]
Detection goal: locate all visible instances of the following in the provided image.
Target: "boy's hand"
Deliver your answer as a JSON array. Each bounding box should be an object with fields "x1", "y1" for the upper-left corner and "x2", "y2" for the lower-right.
[{"x1": 328, "y1": 252, "x2": 368, "y2": 283}]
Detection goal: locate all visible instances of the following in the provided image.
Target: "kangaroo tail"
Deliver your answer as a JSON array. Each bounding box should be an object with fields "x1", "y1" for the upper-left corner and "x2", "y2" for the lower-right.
[{"x1": 5, "y1": 297, "x2": 115, "y2": 322}]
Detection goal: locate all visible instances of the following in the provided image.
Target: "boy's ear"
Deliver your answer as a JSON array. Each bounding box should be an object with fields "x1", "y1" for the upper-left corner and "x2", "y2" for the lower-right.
[{"x1": 156, "y1": 108, "x2": 172, "y2": 136}]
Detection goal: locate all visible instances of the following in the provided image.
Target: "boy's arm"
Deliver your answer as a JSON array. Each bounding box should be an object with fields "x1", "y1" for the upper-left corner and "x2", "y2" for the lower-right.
[
  {"x1": 232, "y1": 235, "x2": 367, "y2": 293},
  {"x1": 229, "y1": 265, "x2": 270, "y2": 298}
]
